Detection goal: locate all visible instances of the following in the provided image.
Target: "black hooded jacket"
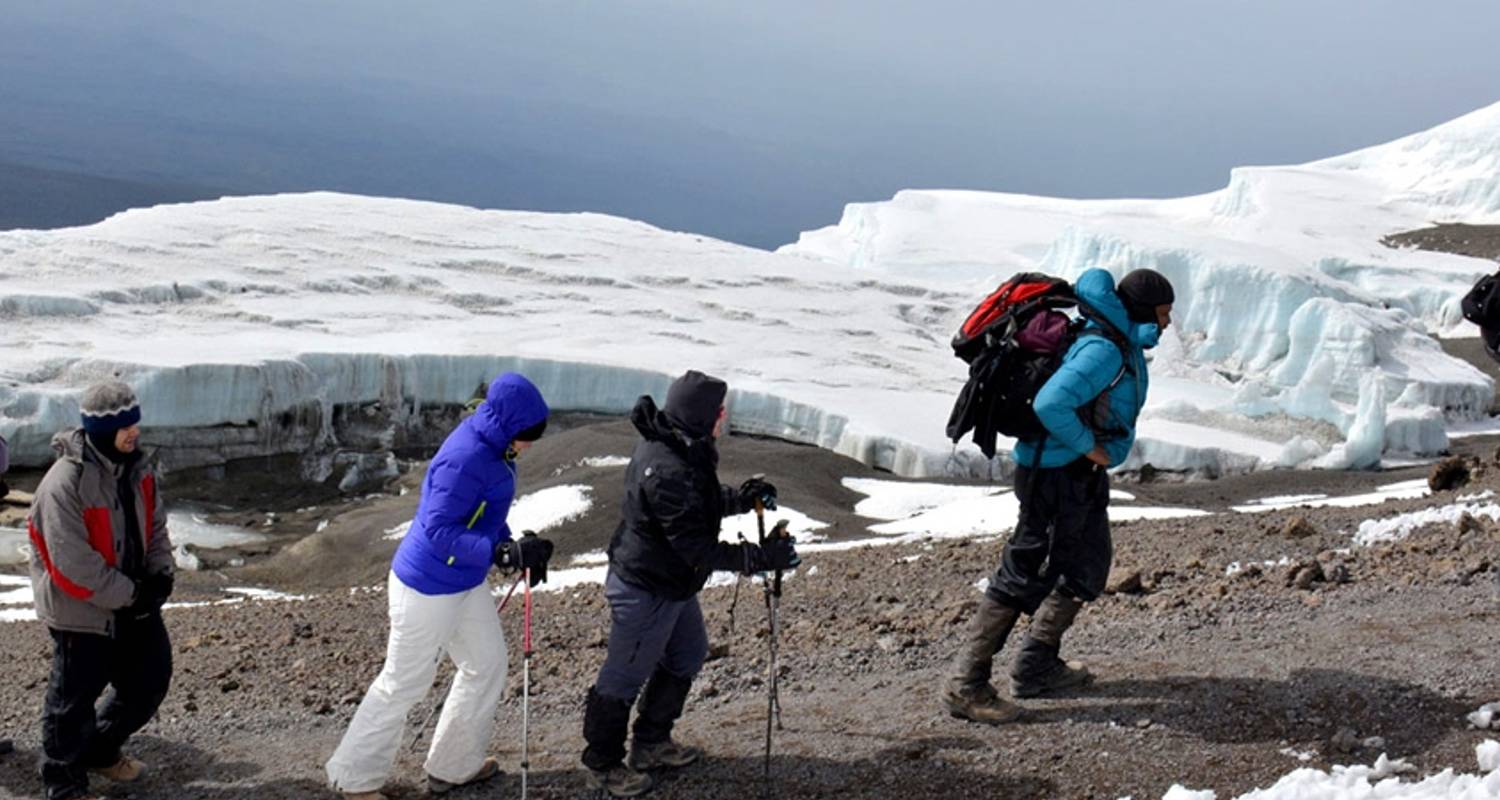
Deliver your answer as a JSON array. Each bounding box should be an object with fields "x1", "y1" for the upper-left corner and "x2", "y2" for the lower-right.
[{"x1": 607, "y1": 386, "x2": 751, "y2": 600}]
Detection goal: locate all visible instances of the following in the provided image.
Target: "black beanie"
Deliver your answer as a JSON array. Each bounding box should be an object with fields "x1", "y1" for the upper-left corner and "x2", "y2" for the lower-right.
[
  {"x1": 513, "y1": 418, "x2": 547, "y2": 442},
  {"x1": 1116, "y1": 269, "x2": 1175, "y2": 324},
  {"x1": 664, "y1": 370, "x2": 728, "y2": 439}
]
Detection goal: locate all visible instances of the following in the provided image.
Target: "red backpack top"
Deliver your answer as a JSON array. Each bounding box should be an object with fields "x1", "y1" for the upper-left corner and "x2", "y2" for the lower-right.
[{"x1": 946, "y1": 272, "x2": 1127, "y2": 457}]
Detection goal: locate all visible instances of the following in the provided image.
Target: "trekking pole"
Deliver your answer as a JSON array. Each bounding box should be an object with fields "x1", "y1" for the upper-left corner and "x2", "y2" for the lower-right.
[
  {"x1": 754, "y1": 501, "x2": 786, "y2": 794},
  {"x1": 408, "y1": 573, "x2": 526, "y2": 753},
  {"x1": 521, "y1": 567, "x2": 533, "y2": 800}
]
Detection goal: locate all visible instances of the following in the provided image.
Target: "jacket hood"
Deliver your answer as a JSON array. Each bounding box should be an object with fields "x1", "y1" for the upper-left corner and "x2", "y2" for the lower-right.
[
  {"x1": 1075, "y1": 268, "x2": 1162, "y2": 349},
  {"x1": 472, "y1": 372, "x2": 550, "y2": 453},
  {"x1": 663, "y1": 370, "x2": 727, "y2": 439},
  {"x1": 51, "y1": 428, "x2": 151, "y2": 473},
  {"x1": 51, "y1": 429, "x2": 87, "y2": 462},
  {"x1": 631, "y1": 394, "x2": 718, "y2": 466}
]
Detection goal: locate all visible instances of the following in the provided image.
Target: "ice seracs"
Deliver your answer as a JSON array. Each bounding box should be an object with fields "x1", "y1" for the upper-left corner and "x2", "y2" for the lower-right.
[{"x1": 783, "y1": 101, "x2": 1500, "y2": 474}]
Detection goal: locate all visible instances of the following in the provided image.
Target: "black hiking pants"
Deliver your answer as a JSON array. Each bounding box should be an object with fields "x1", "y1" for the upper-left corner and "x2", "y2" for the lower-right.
[
  {"x1": 41, "y1": 612, "x2": 172, "y2": 800},
  {"x1": 987, "y1": 458, "x2": 1112, "y2": 613}
]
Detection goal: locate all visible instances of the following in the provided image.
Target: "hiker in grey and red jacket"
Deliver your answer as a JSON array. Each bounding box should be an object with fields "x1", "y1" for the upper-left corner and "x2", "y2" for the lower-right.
[{"x1": 27, "y1": 381, "x2": 174, "y2": 800}]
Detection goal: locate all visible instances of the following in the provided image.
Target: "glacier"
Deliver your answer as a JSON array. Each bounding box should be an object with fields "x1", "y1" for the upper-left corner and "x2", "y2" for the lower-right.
[{"x1": 3, "y1": 103, "x2": 1500, "y2": 479}]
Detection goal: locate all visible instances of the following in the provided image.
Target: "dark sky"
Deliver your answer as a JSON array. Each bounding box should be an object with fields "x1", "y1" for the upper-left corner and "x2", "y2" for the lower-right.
[{"x1": 2, "y1": 1, "x2": 1497, "y2": 247}]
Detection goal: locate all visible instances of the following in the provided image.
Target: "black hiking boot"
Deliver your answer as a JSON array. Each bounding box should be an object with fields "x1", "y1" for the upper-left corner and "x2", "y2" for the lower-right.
[{"x1": 1011, "y1": 592, "x2": 1093, "y2": 698}]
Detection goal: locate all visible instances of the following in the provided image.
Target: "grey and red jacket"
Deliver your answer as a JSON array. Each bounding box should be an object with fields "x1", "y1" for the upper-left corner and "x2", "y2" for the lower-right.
[{"x1": 26, "y1": 429, "x2": 173, "y2": 636}]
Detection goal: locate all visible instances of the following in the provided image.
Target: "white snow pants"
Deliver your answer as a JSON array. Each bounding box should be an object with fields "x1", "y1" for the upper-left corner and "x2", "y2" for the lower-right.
[{"x1": 325, "y1": 571, "x2": 507, "y2": 792}]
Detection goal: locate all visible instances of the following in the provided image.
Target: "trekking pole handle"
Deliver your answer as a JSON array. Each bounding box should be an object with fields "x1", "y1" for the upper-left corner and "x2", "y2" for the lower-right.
[{"x1": 769, "y1": 520, "x2": 789, "y2": 598}]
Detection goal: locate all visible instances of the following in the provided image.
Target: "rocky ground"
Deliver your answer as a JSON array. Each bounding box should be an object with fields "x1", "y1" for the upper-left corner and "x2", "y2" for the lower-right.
[
  {"x1": 1383, "y1": 223, "x2": 1500, "y2": 263},
  {"x1": 1, "y1": 417, "x2": 1499, "y2": 800}
]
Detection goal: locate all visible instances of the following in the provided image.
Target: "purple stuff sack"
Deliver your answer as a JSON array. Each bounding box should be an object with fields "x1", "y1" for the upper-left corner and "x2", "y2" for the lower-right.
[{"x1": 1015, "y1": 310, "x2": 1070, "y2": 353}]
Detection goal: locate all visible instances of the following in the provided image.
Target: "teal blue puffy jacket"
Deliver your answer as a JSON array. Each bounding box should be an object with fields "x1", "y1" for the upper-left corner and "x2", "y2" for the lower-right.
[{"x1": 1011, "y1": 269, "x2": 1161, "y2": 469}]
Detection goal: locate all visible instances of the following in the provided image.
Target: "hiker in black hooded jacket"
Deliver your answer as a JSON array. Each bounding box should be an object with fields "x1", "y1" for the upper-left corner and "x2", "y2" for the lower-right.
[{"x1": 580, "y1": 370, "x2": 799, "y2": 798}]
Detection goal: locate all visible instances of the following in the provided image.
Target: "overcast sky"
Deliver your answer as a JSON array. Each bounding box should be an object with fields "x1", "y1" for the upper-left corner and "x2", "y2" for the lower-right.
[{"x1": 2, "y1": 1, "x2": 1497, "y2": 246}]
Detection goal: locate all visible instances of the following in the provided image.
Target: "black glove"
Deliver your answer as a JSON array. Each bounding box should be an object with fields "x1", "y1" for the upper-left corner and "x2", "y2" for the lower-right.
[
  {"x1": 740, "y1": 535, "x2": 800, "y2": 575},
  {"x1": 126, "y1": 572, "x2": 173, "y2": 616},
  {"x1": 493, "y1": 531, "x2": 554, "y2": 587},
  {"x1": 738, "y1": 477, "x2": 778, "y2": 511}
]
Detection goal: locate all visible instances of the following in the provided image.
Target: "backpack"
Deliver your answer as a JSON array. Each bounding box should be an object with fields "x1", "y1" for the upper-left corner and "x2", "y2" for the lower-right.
[
  {"x1": 945, "y1": 272, "x2": 1130, "y2": 458},
  {"x1": 1461, "y1": 270, "x2": 1500, "y2": 363}
]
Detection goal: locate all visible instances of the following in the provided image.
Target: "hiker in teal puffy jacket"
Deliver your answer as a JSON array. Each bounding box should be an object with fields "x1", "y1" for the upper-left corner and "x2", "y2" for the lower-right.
[
  {"x1": 1012, "y1": 268, "x2": 1161, "y2": 470},
  {"x1": 945, "y1": 267, "x2": 1175, "y2": 726}
]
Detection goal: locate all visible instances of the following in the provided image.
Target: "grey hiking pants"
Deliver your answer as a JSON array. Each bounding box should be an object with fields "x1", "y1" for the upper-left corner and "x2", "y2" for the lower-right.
[{"x1": 594, "y1": 569, "x2": 709, "y2": 701}]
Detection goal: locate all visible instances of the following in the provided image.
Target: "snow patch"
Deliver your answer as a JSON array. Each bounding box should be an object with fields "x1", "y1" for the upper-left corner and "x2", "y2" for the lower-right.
[
  {"x1": 1233, "y1": 480, "x2": 1430, "y2": 514},
  {"x1": 508, "y1": 485, "x2": 594, "y2": 533},
  {"x1": 1162, "y1": 749, "x2": 1500, "y2": 798},
  {"x1": 1470, "y1": 702, "x2": 1500, "y2": 731},
  {"x1": 552, "y1": 455, "x2": 631, "y2": 476},
  {"x1": 1479, "y1": 740, "x2": 1500, "y2": 773},
  {"x1": 1354, "y1": 500, "x2": 1500, "y2": 547}
]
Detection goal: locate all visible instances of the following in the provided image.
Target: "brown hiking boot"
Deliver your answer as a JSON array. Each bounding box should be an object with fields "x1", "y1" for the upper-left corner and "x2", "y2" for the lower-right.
[
  {"x1": 943, "y1": 683, "x2": 1022, "y2": 724},
  {"x1": 586, "y1": 763, "x2": 654, "y2": 797},
  {"x1": 629, "y1": 739, "x2": 703, "y2": 770},
  {"x1": 90, "y1": 755, "x2": 147, "y2": 783},
  {"x1": 1011, "y1": 658, "x2": 1093, "y2": 698},
  {"x1": 427, "y1": 756, "x2": 501, "y2": 794},
  {"x1": 1011, "y1": 591, "x2": 1093, "y2": 698},
  {"x1": 947, "y1": 593, "x2": 1022, "y2": 694}
]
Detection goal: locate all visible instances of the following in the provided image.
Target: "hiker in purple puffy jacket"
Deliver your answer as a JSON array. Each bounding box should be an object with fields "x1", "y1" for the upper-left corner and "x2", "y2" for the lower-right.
[{"x1": 326, "y1": 372, "x2": 554, "y2": 800}]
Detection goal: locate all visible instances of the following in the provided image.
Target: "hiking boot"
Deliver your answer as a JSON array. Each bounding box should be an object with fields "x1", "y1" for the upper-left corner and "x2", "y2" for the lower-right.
[
  {"x1": 943, "y1": 683, "x2": 1021, "y2": 725},
  {"x1": 427, "y1": 756, "x2": 500, "y2": 794},
  {"x1": 586, "y1": 764, "x2": 654, "y2": 798},
  {"x1": 628, "y1": 739, "x2": 703, "y2": 770},
  {"x1": 90, "y1": 755, "x2": 147, "y2": 783},
  {"x1": 632, "y1": 668, "x2": 695, "y2": 755},
  {"x1": 947, "y1": 592, "x2": 1022, "y2": 697},
  {"x1": 1011, "y1": 591, "x2": 1093, "y2": 698},
  {"x1": 1011, "y1": 658, "x2": 1092, "y2": 698}
]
